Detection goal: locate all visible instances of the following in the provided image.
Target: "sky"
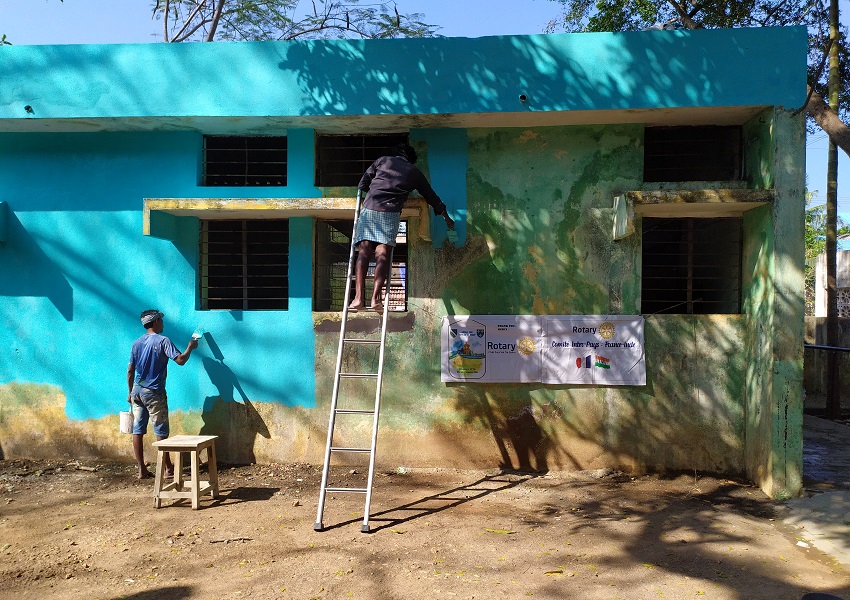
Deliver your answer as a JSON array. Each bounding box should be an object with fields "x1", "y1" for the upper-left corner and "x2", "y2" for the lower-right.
[{"x1": 1, "y1": 0, "x2": 848, "y2": 216}]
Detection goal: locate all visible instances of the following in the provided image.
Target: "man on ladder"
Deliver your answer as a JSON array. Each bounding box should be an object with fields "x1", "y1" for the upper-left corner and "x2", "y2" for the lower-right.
[
  {"x1": 314, "y1": 142, "x2": 454, "y2": 533},
  {"x1": 348, "y1": 142, "x2": 454, "y2": 312}
]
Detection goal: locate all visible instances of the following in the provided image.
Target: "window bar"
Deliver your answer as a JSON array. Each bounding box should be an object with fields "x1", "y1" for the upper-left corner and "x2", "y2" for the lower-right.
[
  {"x1": 242, "y1": 221, "x2": 249, "y2": 311},
  {"x1": 200, "y1": 223, "x2": 209, "y2": 308},
  {"x1": 687, "y1": 218, "x2": 694, "y2": 314}
]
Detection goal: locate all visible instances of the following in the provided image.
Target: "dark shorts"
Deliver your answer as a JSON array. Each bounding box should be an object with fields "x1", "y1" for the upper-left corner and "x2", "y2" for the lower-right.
[
  {"x1": 130, "y1": 385, "x2": 169, "y2": 437},
  {"x1": 353, "y1": 208, "x2": 401, "y2": 247}
]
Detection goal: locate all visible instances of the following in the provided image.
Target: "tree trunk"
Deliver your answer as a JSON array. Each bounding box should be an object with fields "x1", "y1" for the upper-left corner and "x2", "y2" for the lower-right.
[{"x1": 825, "y1": 0, "x2": 842, "y2": 420}]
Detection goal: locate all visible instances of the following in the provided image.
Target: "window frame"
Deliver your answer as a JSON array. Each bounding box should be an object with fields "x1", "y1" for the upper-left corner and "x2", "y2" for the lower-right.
[
  {"x1": 199, "y1": 219, "x2": 290, "y2": 311},
  {"x1": 313, "y1": 218, "x2": 408, "y2": 312},
  {"x1": 643, "y1": 126, "x2": 743, "y2": 183},
  {"x1": 314, "y1": 133, "x2": 409, "y2": 187},
  {"x1": 203, "y1": 135, "x2": 288, "y2": 187},
  {"x1": 640, "y1": 216, "x2": 743, "y2": 315}
]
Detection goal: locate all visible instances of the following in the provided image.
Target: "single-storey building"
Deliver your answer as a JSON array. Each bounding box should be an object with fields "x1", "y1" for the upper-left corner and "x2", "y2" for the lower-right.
[{"x1": 0, "y1": 26, "x2": 807, "y2": 498}]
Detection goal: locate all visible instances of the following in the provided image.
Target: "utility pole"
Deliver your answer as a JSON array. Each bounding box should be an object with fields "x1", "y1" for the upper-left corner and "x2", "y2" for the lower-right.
[{"x1": 825, "y1": 0, "x2": 842, "y2": 420}]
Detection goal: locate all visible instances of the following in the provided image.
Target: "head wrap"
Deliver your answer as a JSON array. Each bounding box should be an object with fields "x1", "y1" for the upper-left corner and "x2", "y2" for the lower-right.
[{"x1": 141, "y1": 311, "x2": 164, "y2": 327}]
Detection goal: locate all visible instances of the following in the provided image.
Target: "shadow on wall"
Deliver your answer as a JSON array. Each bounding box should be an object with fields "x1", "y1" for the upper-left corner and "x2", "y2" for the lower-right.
[
  {"x1": 198, "y1": 332, "x2": 270, "y2": 465},
  {"x1": 280, "y1": 31, "x2": 767, "y2": 123},
  {"x1": 0, "y1": 210, "x2": 73, "y2": 320}
]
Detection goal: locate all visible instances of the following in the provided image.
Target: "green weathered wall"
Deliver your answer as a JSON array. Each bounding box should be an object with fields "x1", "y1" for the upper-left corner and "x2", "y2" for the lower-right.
[
  {"x1": 741, "y1": 108, "x2": 806, "y2": 499},
  {"x1": 744, "y1": 108, "x2": 775, "y2": 190},
  {"x1": 307, "y1": 125, "x2": 752, "y2": 477}
]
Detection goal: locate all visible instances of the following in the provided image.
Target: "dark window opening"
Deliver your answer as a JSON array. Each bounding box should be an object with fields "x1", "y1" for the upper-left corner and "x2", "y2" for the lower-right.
[
  {"x1": 314, "y1": 219, "x2": 408, "y2": 312},
  {"x1": 203, "y1": 135, "x2": 287, "y2": 186},
  {"x1": 641, "y1": 217, "x2": 742, "y2": 315},
  {"x1": 644, "y1": 126, "x2": 742, "y2": 182},
  {"x1": 315, "y1": 133, "x2": 409, "y2": 187},
  {"x1": 200, "y1": 220, "x2": 289, "y2": 310}
]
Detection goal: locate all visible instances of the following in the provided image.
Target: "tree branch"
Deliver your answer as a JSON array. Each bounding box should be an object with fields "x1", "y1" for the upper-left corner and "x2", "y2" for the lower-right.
[
  {"x1": 794, "y1": 37, "x2": 833, "y2": 115},
  {"x1": 807, "y1": 85, "x2": 850, "y2": 158},
  {"x1": 759, "y1": 0, "x2": 793, "y2": 26},
  {"x1": 205, "y1": 0, "x2": 227, "y2": 42},
  {"x1": 665, "y1": 0, "x2": 704, "y2": 29},
  {"x1": 163, "y1": 0, "x2": 171, "y2": 42},
  {"x1": 169, "y1": 0, "x2": 211, "y2": 43}
]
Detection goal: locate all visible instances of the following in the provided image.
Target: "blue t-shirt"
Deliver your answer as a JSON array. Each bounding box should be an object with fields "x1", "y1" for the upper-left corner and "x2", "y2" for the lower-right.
[{"x1": 129, "y1": 333, "x2": 181, "y2": 391}]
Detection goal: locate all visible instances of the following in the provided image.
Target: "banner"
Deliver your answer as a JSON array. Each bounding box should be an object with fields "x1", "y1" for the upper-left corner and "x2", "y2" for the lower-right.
[{"x1": 442, "y1": 315, "x2": 645, "y2": 386}]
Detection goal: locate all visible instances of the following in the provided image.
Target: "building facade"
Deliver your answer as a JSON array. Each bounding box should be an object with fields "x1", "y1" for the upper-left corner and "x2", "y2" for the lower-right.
[{"x1": 0, "y1": 27, "x2": 807, "y2": 498}]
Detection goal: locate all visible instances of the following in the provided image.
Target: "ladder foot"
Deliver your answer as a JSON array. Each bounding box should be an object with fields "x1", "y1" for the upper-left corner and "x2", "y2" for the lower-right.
[
  {"x1": 360, "y1": 524, "x2": 371, "y2": 533},
  {"x1": 313, "y1": 522, "x2": 324, "y2": 531}
]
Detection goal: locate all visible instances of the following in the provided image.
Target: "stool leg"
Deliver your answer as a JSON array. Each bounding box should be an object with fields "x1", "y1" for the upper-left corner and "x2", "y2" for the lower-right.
[
  {"x1": 207, "y1": 444, "x2": 219, "y2": 498},
  {"x1": 174, "y1": 451, "x2": 184, "y2": 492},
  {"x1": 190, "y1": 450, "x2": 200, "y2": 509},
  {"x1": 153, "y1": 449, "x2": 164, "y2": 509}
]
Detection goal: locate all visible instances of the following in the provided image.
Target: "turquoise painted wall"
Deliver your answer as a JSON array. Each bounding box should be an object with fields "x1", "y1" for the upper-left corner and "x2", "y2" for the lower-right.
[
  {"x1": 0, "y1": 28, "x2": 807, "y2": 127},
  {"x1": 0, "y1": 131, "x2": 316, "y2": 422}
]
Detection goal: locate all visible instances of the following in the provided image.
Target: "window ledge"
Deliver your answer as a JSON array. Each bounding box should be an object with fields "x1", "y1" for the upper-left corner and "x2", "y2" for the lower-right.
[
  {"x1": 613, "y1": 189, "x2": 773, "y2": 240},
  {"x1": 143, "y1": 197, "x2": 432, "y2": 241}
]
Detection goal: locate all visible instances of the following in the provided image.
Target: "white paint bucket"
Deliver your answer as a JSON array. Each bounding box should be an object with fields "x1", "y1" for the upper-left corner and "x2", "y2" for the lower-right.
[{"x1": 119, "y1": 410, "x2": 133, "y2": 434}]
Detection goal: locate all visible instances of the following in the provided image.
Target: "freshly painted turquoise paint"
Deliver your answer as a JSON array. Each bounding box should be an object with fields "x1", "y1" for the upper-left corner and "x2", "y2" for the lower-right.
[
  {"x1": 286, "y1": 129, "x2": 322, "y2": 197},
  {"x1": 0, "y1": 27, "x2": 806, "y2": 128},
  {"x1": 0, "y1": 131, "x2": 316, "y2": 422},
  {"x1": 411, "y1": 129, "x2": 468, "y2": 246}
]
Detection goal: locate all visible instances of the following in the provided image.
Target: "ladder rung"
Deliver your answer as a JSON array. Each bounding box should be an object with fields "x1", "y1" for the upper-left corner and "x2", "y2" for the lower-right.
[
  {"x1": 335, "y1": 409, "x2": 376, "y2": 415},
  {"x1": 324, "y1": 487, "x2": 368, "y2": 494},
  {"x1": 343, "y1": 338, "x2": 381, "y2": 345},
  {"x1": 340, "y1": 373, "x2": 379, "y2": 379},
  {"x1": 330, "y1": 446, "x2": 372, "y2": 453}
]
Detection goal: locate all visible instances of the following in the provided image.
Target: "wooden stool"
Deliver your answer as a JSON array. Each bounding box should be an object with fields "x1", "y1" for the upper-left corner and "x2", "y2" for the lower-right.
[{"x1": 152, "y1": 435, "x2": 219, "y2": 509}]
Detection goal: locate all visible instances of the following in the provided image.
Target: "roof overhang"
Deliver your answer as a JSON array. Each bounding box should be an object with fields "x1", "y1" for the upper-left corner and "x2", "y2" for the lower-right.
[{"x1": 1, "y1": 105, "x2": 770, "y2": 134}]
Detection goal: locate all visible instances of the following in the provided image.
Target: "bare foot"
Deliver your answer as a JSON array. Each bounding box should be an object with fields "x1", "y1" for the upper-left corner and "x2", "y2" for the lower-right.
[
  {"x1": 348, "y1": 301, "x2": 365, "y2": 313},
  {"x1": 137, "y1": 470, "x2": 154, "y2": 480},
  {"x1": 370, "y1": 302, "x2": 384, "y2": 313}
]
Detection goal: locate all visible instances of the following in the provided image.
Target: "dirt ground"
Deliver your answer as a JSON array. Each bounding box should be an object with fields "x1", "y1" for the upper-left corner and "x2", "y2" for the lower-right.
[{"x1": 0, "y1": 459, "x2": 848, "y2": 600}]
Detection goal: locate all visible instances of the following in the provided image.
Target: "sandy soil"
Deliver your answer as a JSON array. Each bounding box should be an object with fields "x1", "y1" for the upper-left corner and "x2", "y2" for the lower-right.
[{"x1": 0, "y1": 458, "x2": 848, "y2": 600}]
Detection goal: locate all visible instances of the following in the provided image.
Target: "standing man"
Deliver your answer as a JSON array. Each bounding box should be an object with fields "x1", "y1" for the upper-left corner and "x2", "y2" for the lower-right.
[
  {"x1": 127, "y1": 310, "x2": 198, "y2": 479},
  {"x1": 350, "y1": 143, "x2": 454, "y2": 312}
]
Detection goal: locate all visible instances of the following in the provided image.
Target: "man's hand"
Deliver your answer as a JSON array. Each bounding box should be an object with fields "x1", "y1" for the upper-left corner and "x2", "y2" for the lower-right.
[
  {"x1": 444, "y1": 213, "x2": 455, "y2": 229},
  {"x1": 188, "y1": 339, "x2": 199, "y2": 350}
]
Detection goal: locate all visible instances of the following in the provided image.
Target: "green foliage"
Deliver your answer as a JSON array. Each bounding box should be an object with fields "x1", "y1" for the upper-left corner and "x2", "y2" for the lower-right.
[
  {"x1": 151, "y1": 0, "x2": 438, "y2": 42},
  {"x1": 545, "y1": 0, "x2": 848, "y2": 125},
  {"x1": 547, "y1": 0, "x2": 830, "y2": 33}
]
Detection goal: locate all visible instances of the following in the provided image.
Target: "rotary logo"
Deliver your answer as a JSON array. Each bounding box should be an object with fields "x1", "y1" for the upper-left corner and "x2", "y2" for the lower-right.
[
  {"x1": 517, "y1": 337, "x2": 536, "y2": 356},
  {"x1": 598, "y1": 322, "x2": 615, "y2": 340}
]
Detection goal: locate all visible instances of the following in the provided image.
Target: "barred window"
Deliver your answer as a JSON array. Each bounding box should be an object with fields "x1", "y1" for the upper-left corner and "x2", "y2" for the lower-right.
[
  {"x1": 641, "y1": 217, "x2": 742, "y2": 315},
  {"x1": 200, "y1": 220, "x2": 289, "y2": 310},
  {"x1": 203, "y1": 136, "x2": 287, "y2": 186},
  {"x1": 314, "y1": 219, "x2": 407, "y2": 312},
  {"x1": 644, "y1": 126, "x2": 742, "y2": 182},
  {"x1": 315, "y1": 133, "x2": 408, "y2": 187}
]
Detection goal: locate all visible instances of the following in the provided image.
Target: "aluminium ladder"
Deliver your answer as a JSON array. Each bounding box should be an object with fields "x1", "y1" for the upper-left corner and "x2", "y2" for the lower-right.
[{"x1": 314, "y1": 190, "x2": 394, "y2": 533}]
